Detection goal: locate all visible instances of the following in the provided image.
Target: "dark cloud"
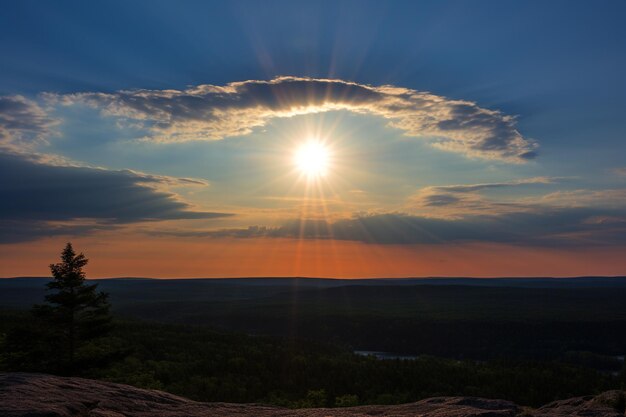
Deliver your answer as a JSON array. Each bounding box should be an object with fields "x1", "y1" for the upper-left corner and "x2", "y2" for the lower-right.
[
  {"x1": 0, "y1": 220, "x2": 110, "y2": 244},
  {"x1": 56, "y1": 77, "x2": 538, "y2": 162},
  {"x1": 0, "y1": 151, "x2": 232, "y2": 243},
  {"x1": 155, "y1": 207, "x2": 626, "y2": 247},
  {"x1": 421, "y1": 194, "x2": 462, "y2": 207}
]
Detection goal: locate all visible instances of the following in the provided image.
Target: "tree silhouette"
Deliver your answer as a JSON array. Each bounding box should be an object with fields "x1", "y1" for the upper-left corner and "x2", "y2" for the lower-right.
[{"x1": 32, "y1": 242, "x2": 112, "y2": 374}]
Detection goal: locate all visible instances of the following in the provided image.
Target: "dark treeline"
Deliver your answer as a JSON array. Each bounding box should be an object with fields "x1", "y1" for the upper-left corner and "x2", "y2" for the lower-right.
[
  {"x1": 103, "y1": 284, "x2": 626, "y2": 361},
  {"x1": 3, "y1": 278, "x2": 626, "y2": 363},
  {"x1": 1, "y1": 309, "x2": 625, "y2": 408},
  {"x1": 221, "y1": 317, "x2": 626, "y2": 362}
]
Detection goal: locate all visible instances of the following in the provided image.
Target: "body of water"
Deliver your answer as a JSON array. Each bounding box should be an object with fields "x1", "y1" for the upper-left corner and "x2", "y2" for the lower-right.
[{"x1": 354, "y1": 351, "x2": 419, "y2": 360}]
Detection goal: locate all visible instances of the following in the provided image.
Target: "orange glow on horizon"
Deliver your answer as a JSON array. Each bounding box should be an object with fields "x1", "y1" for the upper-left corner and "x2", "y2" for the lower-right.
[{"x1": 1, "y1": 235, "x2": 625, "y2": 279}]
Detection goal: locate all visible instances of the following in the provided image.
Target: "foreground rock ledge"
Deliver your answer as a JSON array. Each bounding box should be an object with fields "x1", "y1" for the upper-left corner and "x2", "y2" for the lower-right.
[{"x1": 1, "y1": 373, "x2": 624, "y2": 417}]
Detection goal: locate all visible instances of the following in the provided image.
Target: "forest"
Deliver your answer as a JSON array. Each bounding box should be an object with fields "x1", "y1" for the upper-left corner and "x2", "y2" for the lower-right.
[
  {"x1": 2, "y1": 269, "x2": 626, "y2": 409},
  {"x1": 1, "y1": 308, "x2": 625, "y2": 408}
]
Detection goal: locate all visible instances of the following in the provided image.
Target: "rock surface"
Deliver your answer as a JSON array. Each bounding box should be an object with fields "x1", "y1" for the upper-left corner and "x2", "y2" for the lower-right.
[{"x1": 0, "y1": 373, "x2": 624, "y2": 417}]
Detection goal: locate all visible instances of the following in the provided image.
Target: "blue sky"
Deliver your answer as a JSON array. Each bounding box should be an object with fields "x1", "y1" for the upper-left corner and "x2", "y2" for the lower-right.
[
  {"x1": 2, "y1": 0, "x2": 625, "y2": 170},
  {"x1": 1, "y1": 0, "x2": 625, "y2": 277}
]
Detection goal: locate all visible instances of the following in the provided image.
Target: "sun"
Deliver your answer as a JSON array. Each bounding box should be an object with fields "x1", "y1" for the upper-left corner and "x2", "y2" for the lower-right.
[{"x1": 294, "y1": 140, "x2": 331, "y2": 178}]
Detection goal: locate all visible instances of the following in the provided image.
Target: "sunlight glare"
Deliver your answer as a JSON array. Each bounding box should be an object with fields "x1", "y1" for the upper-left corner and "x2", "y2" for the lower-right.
[{"x1": 294, "y1": 140, "x2": 331, "y2": 179}]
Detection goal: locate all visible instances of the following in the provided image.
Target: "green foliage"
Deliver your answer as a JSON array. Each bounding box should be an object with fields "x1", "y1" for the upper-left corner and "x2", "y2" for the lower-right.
[
  {"x1": 1, "y1": 321, "x2": 56, "y2": 371},
  {"x1": 0, "y1": 332, "x2": 5, "y2": 369},
  {"x1": 300, "y1": 389, "x2": 327, "y2": 408},
  {"x1": 562, "y1": 350, "x2": 622, "y2": 371},
  {"x1": 99, "y1": 320, "x2": 620, "y2": 408},
  {"x1": 335, "y1": 394, "x2": 359, "y2": 407},
  {"x1": 3, "y1": 243, "x2": 115, "y2": 375},
  {"x1": 1, "y1": 311, "x2": 623, "y2": 408}
]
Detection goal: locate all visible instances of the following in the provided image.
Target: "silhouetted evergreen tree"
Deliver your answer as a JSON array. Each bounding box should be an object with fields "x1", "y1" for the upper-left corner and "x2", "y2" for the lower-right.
[{"x1": 32, "y1": 242, "x2": 113, "y2": 374}]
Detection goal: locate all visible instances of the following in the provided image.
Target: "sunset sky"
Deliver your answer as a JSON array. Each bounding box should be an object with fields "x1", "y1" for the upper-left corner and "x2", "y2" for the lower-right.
[{"x1": 1, "y1": 0, "x2": 625, "y2": 278}]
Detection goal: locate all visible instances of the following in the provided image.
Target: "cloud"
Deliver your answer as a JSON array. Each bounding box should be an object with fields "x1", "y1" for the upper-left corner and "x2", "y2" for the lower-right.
[
  {"x1": 0, "y1": 220, "x2": 110, "y2": 244},
  {"x1": 152, "y1": 180, "x2": 626, "y2": 246},
  {"x1": 410, "y1": 177, "x2": 562, "y2": 217},
  {"x1": 537, "y1": 189, "x2": 626, "y2": 208},
  {"x1": 613, "y1": 167, "x2": 626, "y2": 176},
  {"x1": 159, "y1": 204, "x2": 626, "y2": 247},
  {"x1": 0, "y1": 151, "x2": 232, "y2": 243},
  {"x1": 0, "y1": 95, "x2": 58, "y2": 149},
  {"x1": 425, "y1": 176, "x2": 558, "y2": 193},
  {"x1": 54, "y1": 77, "x2": 537, "y2": 162}
]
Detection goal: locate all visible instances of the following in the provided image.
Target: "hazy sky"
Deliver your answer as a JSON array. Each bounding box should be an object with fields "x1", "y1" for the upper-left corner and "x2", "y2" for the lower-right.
[{"x1": 1, "y1": 0, "x2": 625, "y2": 277}]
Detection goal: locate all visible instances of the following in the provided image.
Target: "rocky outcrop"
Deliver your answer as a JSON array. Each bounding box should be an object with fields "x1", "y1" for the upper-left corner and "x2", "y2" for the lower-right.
[
  {"x1": 534, "y1": 390, "x2": 626, "y2": 416},
  {"x1": 0, "y1": 373, "x2": 624, "y2": 417}
]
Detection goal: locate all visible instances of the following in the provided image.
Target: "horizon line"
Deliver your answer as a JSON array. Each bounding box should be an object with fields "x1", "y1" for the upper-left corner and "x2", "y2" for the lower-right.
[{"x1": 3, "y1": 275, "x2": 626, "y2": 281}]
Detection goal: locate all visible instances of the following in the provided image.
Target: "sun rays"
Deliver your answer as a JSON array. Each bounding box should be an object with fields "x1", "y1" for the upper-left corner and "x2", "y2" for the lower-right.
[
  {"x1": 293, "y1": 139, "x2": 331, "y2": 179},
  {"x1": 293, "y1": 139, "x2": 332, "y2": 180}
]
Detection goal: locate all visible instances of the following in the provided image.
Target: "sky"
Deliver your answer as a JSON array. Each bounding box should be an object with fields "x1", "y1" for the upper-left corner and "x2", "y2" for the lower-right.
[{"x1": 1, "y1": 0, "x2": 625, "y2": 278}]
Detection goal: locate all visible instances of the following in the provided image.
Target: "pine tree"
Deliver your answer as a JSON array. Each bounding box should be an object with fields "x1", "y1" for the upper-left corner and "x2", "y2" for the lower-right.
[{"x1": 32, "y1": 242, "x2": 112, "y2": 374}]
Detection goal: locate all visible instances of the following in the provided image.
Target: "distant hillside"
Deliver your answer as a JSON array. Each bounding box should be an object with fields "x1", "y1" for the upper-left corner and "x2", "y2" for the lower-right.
[
  {"x1": 3, "y1": 276, "x2": 626, "y2": 361},
  {"x1": 2, "y1": 275, "x2": 626, "y2": 309}
]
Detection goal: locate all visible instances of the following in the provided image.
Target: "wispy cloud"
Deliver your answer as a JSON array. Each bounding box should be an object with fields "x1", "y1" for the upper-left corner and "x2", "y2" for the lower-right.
[
  {"x1": 0, "y1": 95, "x2": 58, "y2": 150},
  {"x1": 612, "y1": 167, "x2": 626, "y2": 176},
  {"x1": 52, "y1": 76, "x2": 538, "y2": 162},
  {"x1": 537, "y1": 189, "x2": 626, "y2": 208},
  {"x1": 410, "y1": 177, "x2": 562, "y2": 217},
  {"x1": 425, "y1": 176, "x2": 559, "y2": 193}
]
